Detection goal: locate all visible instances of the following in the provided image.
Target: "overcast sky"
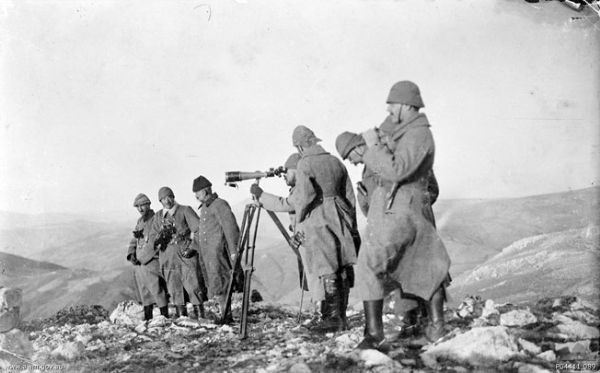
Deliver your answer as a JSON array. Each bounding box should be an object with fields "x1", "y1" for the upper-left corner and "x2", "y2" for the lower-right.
[{"x1": 1, "y1": 0, "x2": 598, "y2": 215}]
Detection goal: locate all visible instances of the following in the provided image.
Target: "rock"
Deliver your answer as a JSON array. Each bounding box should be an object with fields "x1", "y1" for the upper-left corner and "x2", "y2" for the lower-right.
[
  {"x1": 358, "y1": 349, "x2": 393, "y2": 367},
  {"x1": 0, "y1": 329, "x2": 32, "y2": 358},
  {"x1": 570, "y1": 298, "x2": 598, "y2": 311},
  {"x1": 536, "y1": 350, "x2": 556, "y2": 362},
  {"x1": 109, "y1": 301, "x2": 144, "y2": 326},
  {"x1": 500, "y1": 309, "x2": 537, "y2": 327},
  {"x1": 515, "y1": 362, "x2": 552, "y2": 373},
  {"x1": 555, "y1": 320, "x2": 599, "y2": 340},
  {"x1": 518, "y1": 338, "x2": 541, "y2": 355},
  {"x1": 456, "y1": 296, "x2": 484, "y2": 319},
  {"x1": 335, "y1": 334, "x2": 359, "y2": 350},
  {"x1": 421, "y1": 326, "x2": 523, "y2": 368},
  {"x1": 552, "y1": 299, "x2": 562, "y2": 309},
  {"x1": 134, "y1": 321, "x2": 147, "y2": 334},
  {"x1": 481, "y1": 299, "x2": 500, "y2": 318},
  {"x1": 0, "y1": 287, "x2": 22, "y2": 332},
  {"x1": 147, "y1": 315, "x2": 170, "y2": 328},
  {"x1": 51, "y1": 341, "x2": 84, "y2": 360},
  {"x1": 563, "y1": 310, "x2": 600, "y2": 325},
  {"x1": 554, "y1": 340, "x2": 591, "y2": 356},
  {"x1": 289, "y1": 362, "x2": 312, "y2": 373}
]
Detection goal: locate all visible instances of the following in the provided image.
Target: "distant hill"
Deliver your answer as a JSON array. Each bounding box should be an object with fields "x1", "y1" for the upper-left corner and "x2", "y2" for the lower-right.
[
  {"x1": 0, "y1": 252, "x2": 137, "y2": 320},
  {"x1": 449, "y1": 225, "x2": 600, "y2": 307},
  {"x1": 0, "y1": 187, "x2": 597, "y2": 315},
  {"x1": 434, "y1": 187, "x2": 599, "y2": 277}
]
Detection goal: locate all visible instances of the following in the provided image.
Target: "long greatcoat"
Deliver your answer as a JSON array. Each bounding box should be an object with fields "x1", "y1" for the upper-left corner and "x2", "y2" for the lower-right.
[
  {"x1": 147, "y1": 204, "x2": 206, "y2": 305},
  {"x1": 358, "y1": 113, "x2": 450, "y2": 301},
  {"x1": 197, "y1": 193, "x2": 241, "y2": 299},
  {"x1": 289, "y1": 144, "x2": 359, "y2": 298},
  {"x1": 127, "y1": 210, "x2": 167, "y2": 307}
]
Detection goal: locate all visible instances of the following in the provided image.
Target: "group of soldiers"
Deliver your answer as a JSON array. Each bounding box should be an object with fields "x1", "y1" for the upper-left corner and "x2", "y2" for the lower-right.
[
  {"x1": 125, "y1": 80, "x2": 451, "y2": 352},
  {"x1": 127, "y1": 177, "x2": 242, "y2": 322}
]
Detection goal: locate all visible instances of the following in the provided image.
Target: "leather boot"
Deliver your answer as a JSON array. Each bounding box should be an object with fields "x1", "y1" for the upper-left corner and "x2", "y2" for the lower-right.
[
  {"x1": 310, "y1": 274, "x2": 344, "y2": 333},
  {"x1": 356, "y1": 300, "x2": 389, "y2": 352},
  {"x1": 191, "y1": 304, "x2": 205, "y2": 320},
  {"x1": 425, "y1": 286, "x2": 446, "y2": 342},
  {"x1": 159, "y1": 306, "x2": 169, "y2": 318},
  {"x1": 339, "y1": 270, "x2": 351, "y2": 330},
  {"x1": 175, "y1": 305, "x2": 187, "y2": 318},
  {"x1": 143, "y1": 305, "x2": 153, "y2": 321}
]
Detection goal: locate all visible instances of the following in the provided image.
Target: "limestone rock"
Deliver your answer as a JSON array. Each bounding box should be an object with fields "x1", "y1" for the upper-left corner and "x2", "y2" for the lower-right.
[
  {"x1": 109, "y1": 301, "x2": 144, "y2": 326},
  {"x1": 518, "y1": 338, "x2": 541, "y2": 355},
  {"x1": 0, "y1": 288, "x2": 22, "y2": 332},
  {"x1": 500, "y1": 309, "x2": 537, "y2": 327},
  {"x1": 421, "y1": 326, "x2": 523, "y2": 368},
  {"x1": 0, "y1": 329, "x2": 32, "y2": 358},
  {"x1": 51, "y1": 341, "x2": 85, "y2": 360},
  {"x1": 358, "y1": 349, "x2": 394, "y2": 367},
  {"x1": 555, "y1": 320, "x2": 599, "y2": 340},
  {"x1": 289, "y1": 362, "x2": 312, "y2": 373},
  {"x1": 554, "y1": 340, "x2": 591, "y2": 356},
  {"x1": 536, "y1": 350, "x2": 556, "y2": 362}
]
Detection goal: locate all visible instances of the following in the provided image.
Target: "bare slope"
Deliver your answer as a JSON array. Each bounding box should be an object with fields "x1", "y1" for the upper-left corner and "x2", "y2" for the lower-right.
[{"x1": 449, "y1": 225, "x2": 600, "y2": 307}]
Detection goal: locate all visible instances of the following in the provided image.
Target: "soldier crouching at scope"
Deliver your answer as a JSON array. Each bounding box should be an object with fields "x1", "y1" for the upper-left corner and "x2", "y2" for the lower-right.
[
  {"x1": 126, "y1": 193, "x2": 168, "y2": 321},
  {"x1": 147, "y1": 187, "x2": 206, "y2": 319},
  {"x1": 249, "y1": 153, "x2": 301, "y2": 236}
]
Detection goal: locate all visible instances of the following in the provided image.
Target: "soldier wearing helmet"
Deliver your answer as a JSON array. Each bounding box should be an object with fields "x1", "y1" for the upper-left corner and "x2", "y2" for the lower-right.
[
  {"x1": 277, "y1": 125, "x2": 360, "y2": 333},
  {"x1": 355, "y1": 81, "x2": 451, "y2": 350},
  {"x1": 126, "y1": 193, "x2": 169, "y2": 321}
]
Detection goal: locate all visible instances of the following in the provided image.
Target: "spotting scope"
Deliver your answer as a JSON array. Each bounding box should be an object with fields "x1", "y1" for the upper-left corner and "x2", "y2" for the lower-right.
[{"x1": 225, "y1": 166, "x2": 286, "y2": 187}]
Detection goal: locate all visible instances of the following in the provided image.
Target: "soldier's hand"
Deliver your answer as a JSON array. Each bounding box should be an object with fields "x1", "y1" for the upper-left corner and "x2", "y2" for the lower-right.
[
  {"x1": 362, "y1": 128, "x2": 380, "y2": 148},
  {"x1": 181, "y1": 248, "x2": 197, "y2": 258},
  {"x1": 290, "y1": 232, "x2": 305, "y2": 249},
  {"x1": 127, "y1": 253, "x2": 141, "y2": 266},
  {"x1": 250, "y1": 183, "x2": 263, "y2": 199}
]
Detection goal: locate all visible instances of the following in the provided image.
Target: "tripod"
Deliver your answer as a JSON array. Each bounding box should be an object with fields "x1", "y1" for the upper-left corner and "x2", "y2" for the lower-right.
[{"x1": 220, "y1": 202, "x2": 308, "y2": 338}]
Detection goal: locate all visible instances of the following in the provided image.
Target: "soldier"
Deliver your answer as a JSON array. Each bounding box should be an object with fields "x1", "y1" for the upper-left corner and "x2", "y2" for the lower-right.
[
  {"x1": 336, "y1": 130, "x2": 441, "y2": 338},
  {"x1": 355, "y1": 81, "x2": 451, "y2": 350},
  {"x1": 285, "y1": 125, "x2": 359, "y2": 333},
  {"x1": 192, "y1": 176, "x2": 241, "y2": 321},
  {"x1": 335, "y1": 132, "x2": 377, "y2": 217},
  {"x1": 147, "y1": 187, "x2": 206, "y2": 319},
  {"x1": 126, "y1": 193, "x2": 168, "y2": 321},
  {"x1": 250, "y1": 153, "x2": 301, "y2": 230}
]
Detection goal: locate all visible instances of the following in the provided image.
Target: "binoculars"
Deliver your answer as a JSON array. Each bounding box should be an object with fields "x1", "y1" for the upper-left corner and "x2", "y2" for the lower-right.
[{"x1": 224, "y1": 166, "x2": 286, "y2": 187}]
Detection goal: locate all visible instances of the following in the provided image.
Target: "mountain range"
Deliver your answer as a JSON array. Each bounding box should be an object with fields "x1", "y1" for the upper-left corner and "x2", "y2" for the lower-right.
[{"x1": 0, "y1": 186, "x2": 597, "y2": 319}]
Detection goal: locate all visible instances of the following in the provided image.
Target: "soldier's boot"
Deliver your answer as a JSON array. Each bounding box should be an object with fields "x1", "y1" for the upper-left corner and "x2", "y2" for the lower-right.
[
  {"x1": 143, "y1": 305, "x2": 154, "y2": 321},
  {"x1": 424, "y1": 286, "x2": 446, "y2": 342},
  {"x1": 310, "y1": 274, "x2": 344, "y2": 334},
  {"x1": 356, "y1": 299, "x2": 389, "y2": 352},
  {"x1": 340, "y1": 272, "x2": 351, "y2": 330},
  {"x1": 159, "y1": 306, "x2": 169, "y2": 318},
  {"x1": 191, "y1": 304, "x2": 205, "y2": 320},
  {"x1": 175, "y1": 305, "x2": 188, "y2": 318}
]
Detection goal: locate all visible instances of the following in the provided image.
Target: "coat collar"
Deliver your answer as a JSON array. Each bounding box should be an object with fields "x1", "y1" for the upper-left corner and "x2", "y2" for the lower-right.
[
  {"x1": 301, "y1": 144, "x2": 329, "y2": 157},
  {"x1": 380, "y1": 113, "x2": 430, "y2": 141},
  {"x1": 199, "y1": 193, "x2": 218, "y2": 209}
]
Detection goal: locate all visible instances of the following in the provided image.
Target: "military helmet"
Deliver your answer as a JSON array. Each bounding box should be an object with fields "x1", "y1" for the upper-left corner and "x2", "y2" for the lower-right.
[
  {"x1": 292, "y1": 125, "x2": 321, "y2": 147},
  {"x1": 133, "y1": 193, "x2": 151, "y2": 207},
  {"x1": 284, "y1": 153, "x2": 301, "y2": 170},
  {"x1": 335, "y1": 131, "x2": 365, "y2": 160},
  {"x1": 386, "y1": 80, "x2": 424, "y2": 108}
]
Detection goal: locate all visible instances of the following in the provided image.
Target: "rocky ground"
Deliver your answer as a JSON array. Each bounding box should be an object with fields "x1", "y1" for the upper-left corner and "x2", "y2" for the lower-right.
[{"x1": 1, "y1": 294, "x2": 599, "y2": 372}]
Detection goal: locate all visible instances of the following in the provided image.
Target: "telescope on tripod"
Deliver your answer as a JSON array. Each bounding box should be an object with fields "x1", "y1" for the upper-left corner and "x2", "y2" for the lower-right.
[
  {"x1": 225, "y1": 166, "x2": 286, "y2": 188},
  {"x1": 221, "y1": 168, "x2": 308, "y2": 339}
]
